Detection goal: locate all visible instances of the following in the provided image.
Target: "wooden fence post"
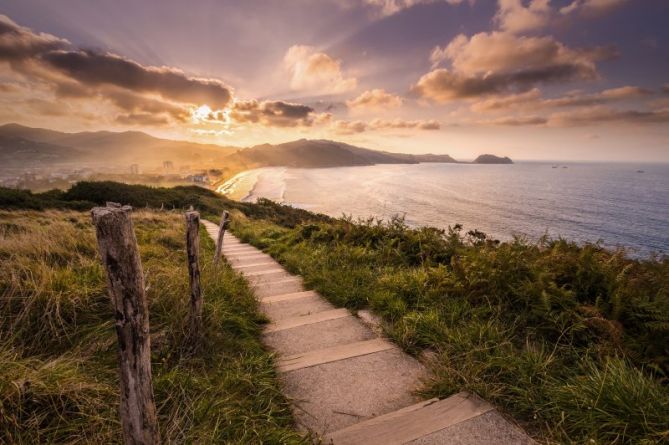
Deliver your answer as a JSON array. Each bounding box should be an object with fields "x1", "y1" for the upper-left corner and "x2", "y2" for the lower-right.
[
  {"x1": 185, "y1": 211, "x2": 203, "y2": 339},
  {"x1": 214, "y1": 210, "x2": 229, "y2": 264},
  {"x1": 91, "y1": 205, "x2": 160, "y2": 445}
]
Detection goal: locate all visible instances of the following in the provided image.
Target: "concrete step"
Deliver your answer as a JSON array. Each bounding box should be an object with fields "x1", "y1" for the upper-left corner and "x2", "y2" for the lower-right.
[
  {"x1": 279, "y1": 347, "x2": 428, "y2": 434},
  {"x1": 324, "y1": 392, "x2": 501, "y2": 445},
  {"x1": 265, "y1": 316, "x2": 376, "y2": 356},
  {"x1": 261, "y1": 292, "x2": 335, "y2": 320},
  {"x1": 265, "y1": 308, "x2": 351, "y2": 333},
  {"x1": 261, "y1": 290, "x2": 320, "y2": 303},
  {"x1": 253, "y1": 277, "x2": 304, "y2": 298},
  {"x1": 201, "y1": 220, "x2": 534, "y2": 444}
]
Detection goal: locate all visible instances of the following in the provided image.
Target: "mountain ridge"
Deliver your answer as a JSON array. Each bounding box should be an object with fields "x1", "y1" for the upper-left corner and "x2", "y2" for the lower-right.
[{"x1": 0, "y1": 123, "x2": 512, "y2": 172}]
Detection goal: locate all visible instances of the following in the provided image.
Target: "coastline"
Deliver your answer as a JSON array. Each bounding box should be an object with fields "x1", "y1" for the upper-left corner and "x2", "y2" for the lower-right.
[
  {"x1": 213, "y1": 162, "x2": 668, "y2": 257},
  {"x1": 215, "y1": 168, "x2": 264, "y2": 201},
  {"x1": 216, "y1": 167, "x2": 287, "y2": 203}
]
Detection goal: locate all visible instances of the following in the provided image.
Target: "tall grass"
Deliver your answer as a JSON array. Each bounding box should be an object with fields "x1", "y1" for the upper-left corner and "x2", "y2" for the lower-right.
[
  {"x1": 0, "y1": 210, "x2": 306, "y2": 444},
  {"x1": 232, "y1": 212, "x2": 669, "y2": 444}
]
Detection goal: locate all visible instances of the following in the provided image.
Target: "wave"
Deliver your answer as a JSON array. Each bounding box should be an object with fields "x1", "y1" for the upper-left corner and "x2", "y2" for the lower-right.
[
  {"x1": 216, "y1": 169, "x2": 262, "y2": 200},
  {"x1": 241, "y1": 167, "x2": 287, "y2": 203}
]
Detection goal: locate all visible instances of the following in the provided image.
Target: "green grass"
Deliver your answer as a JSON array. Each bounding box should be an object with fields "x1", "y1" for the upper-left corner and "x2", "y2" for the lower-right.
[
  {"x1": 231, "y1": 214, "x2": 669, "y2": 444},
  {"x1": 0, "y1": 209, "x2": 307, "y2": 444},
  {"x1": 0, "y1": 181, "x2": 331, "y2": 228},
  {"x1": 2, "y1": 181, "x2": 668, "y2": 443}
]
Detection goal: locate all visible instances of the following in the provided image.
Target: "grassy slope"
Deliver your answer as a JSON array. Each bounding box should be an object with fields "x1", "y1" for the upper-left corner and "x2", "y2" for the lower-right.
[
  {"x1": 231, "y1": 214, "x2": 669, "y2": 444},
  {"x1": 2, "y1": 181, "x2": 668, "y2": 443},
  {"x1": 0, "y1": 210, "x2": 306, "y2": 444}
]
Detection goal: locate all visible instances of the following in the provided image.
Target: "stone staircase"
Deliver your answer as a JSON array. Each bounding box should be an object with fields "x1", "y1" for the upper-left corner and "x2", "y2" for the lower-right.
[{"x1": 203, "y1": 221, "x2": 534, "y2": 444}]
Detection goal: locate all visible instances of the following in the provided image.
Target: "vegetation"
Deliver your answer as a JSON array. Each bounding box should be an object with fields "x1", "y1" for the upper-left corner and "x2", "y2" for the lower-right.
[
  {"x1": 0, "y1": 181, "x2": 330, "y2": 228},
  {"x1": 0, "y1": 209, "x2": 306, "y2": 443},
  {"x1": 231, "y1": 214, "x2": 669, "y2": 444},
  {"x1": 2, "y1": 181, "x2": 668, "y2": 443}
]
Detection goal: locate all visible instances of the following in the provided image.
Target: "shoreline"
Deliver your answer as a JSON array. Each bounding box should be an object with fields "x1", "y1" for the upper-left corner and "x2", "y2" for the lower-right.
[
  {"x1": 216, "y1": 167, "x2": 287, "y2": 203},
  {"x1": 215, "y1": 168, "x2": 264, "y2": 201}
]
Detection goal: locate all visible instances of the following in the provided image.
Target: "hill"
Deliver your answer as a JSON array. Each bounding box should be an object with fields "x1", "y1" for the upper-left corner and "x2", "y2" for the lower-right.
[
  {"x1": 0, "y1": 124, "x2": 510, "y2": 178},
  {"x1": 227, "y1": 139, "x2": 458, "y2": 169},
  {"x1": 474, "y1": 154, "x2": 513, "y2": 164},
  {"x1": 0, "y1": 123, "x2": 239, "y2": 167},
  {"x1": 0, "y1": 134, "x2": 85, "y2": 166}
]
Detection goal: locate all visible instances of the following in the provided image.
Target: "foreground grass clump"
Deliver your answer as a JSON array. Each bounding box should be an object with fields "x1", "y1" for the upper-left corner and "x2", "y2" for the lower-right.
[
  {"x1": 232, "y1": 214, "x2": 669, "y2": 444},
  {"x1": 0, "y1": 210, "x2": 305, "y2": 444},
  {"x1": 0, "y1": 181, "x2": 331, "y2": 228}
]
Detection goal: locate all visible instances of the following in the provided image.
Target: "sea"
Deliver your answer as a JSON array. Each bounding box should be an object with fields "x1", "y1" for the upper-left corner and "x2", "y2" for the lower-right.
[{"x1": 218, "y1": 162, "x2": 669, "y2": 257}]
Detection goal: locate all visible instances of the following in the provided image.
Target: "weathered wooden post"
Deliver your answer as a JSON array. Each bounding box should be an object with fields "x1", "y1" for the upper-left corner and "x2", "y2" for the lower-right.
[
  {"x1": 214, "y1": 210, "x2": 230, "y2": 265},
  {"x1": 91, "y1": 205, "x2": 160, "y2": 445},
  {"x1": 185, "y1": 210, "x2": 203, "y2": 339}
]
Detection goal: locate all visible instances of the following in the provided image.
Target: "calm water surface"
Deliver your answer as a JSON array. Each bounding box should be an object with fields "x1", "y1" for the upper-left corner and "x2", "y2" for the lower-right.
[{"x1": 239, "y1": 162, "x2": 669, "y2": 256}]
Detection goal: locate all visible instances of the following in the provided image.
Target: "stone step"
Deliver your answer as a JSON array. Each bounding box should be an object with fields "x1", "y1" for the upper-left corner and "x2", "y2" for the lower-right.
[
  {"x1": 200, "y1": 220, "x2": 534, "y2": 444},
  {"x1": 324, "y1": 392, "x2": 494, "y2": 445},
  {"x1": 261, "y1": 293, "x2": 335, "y2": 321},
  {"x1": 253, "y1": 278, "x2": 304, "y2": 298},
  {"x1": 232, "y1": 261, "x2": 279, "y2": 272},
  {"x1": 279, "y1": 347, "x2": 427, "y2": 434},
  {"x1": 242, "y1": 267, "x2": 287, "y2": 277},
  {"x1": 277, "y1": 338, "x2": 396, "y2": 372},
  {"x1": 261, "y1": 290, "x2": 320, "y2": 303},
  {"x1": 265, "y1": 315, "x2": 375, "y2": 356},
  {"x1": 265, "y1": 308, "x2": 350, "y2": 333}
]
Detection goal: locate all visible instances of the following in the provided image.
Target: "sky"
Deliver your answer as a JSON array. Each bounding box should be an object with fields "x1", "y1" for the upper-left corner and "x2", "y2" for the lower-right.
[{"x1": 0, "y1": 0, "x2": 668, "y2": 161}]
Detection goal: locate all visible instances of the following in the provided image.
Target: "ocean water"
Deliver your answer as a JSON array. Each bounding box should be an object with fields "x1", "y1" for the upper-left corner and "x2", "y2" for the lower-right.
[{"x1": 225, "y1": 162, "x2": 669, "y2": 256}]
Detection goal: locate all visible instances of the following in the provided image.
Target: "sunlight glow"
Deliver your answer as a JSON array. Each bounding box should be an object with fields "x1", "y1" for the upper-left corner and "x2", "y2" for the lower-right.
[{"x1": 191, "y1": 104, "x2": 213, "y2": 123}]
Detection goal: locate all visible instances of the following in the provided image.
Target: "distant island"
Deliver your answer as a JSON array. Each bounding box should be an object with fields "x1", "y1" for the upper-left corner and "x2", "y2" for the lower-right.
[
  {"x1": 0, "y1": 123, "x2": 512, "y2": 191},
  {"x1": 473, "y1": 154, "x2": 514, "y2": 164}
]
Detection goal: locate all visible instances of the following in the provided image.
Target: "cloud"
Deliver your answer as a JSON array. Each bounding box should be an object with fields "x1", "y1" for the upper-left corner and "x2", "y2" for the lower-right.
[
  {"x1": 485, "y1": 115, "x2": 548, "y2": 126},
  {"x1": 346, "y1": 89, "x2": 403, "y2": 110},
  {"x1": 0, "y1": 14, "x2": 233, "y2": 127},
  {"x1": 42, "y1": 50, "x2": 232, "y2": 108},
  {"x1": 470, "y1": 85, "x2": 651, "y2": 112},
  {"x1": 559, "y1": 0, "x2": 628, "y2": 17},
  {"x1": 548, "y1": 106, "x2": 669, "y2": 126},
  {"x1": 116, "y1": 112, "x2": 171, "y2": 126},
  {"x1": 472, "y1": 103, "x2": 669, "y2": 127},
  {"x1": 333, "y1": 118, "x2": 440, "y2": 133},
  {"x1": 104, "y1": 88, "x2": 191, "y2": 122},
  {"x1": 470, "y1": 88, "x2": 542, "y2": 112},
  {"x1": 360, "y1": 0, "x2": 467, "y2": 17},
  {"x1": 0, "y1": 15, "x2": 68, "y2": 61},
  {"x1": 284, "y1": 45, "x2": 357, "y2": 94},
  {"x1": 416, "y1": 32, "x2": 613, "y2": 102},
  {"x1": 229, "y1": 99, "x2": 330, "y2": 127},
  {"x1": 543, "y1": 86, "x2": 650, "y2": 107},
  {"x1": 495, "y1": 0, "x2": 551, "y2": 34},
  {"x1": 495, "y1": 0, "x2": 629, "y2": 34}
]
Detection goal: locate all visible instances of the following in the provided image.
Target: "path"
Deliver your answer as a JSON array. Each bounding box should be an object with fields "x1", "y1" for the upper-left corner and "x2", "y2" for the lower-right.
[{"x1": 203, "y1": 221, "x2": 534, "y2": 444}]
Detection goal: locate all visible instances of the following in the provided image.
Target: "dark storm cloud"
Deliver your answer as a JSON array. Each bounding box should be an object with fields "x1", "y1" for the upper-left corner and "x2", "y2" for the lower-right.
[
  {"x1": 41, "y1": 50, "x2": 232, "y2": 108},
  {"x1": 416, "y1": 32, "x2": 616, "y2": 102},
  {"x1": 0, "y1": 15, "x2": 67, "y2": 61},
  {"x1": 229, "y1": 99, "x2": 321, "y2": 127},
  {"x1": 412, "y1": 64, "x2": 591, "y2": 101},
  {"x1": 0, "y1": 14, "x2": 233, "y2": 119},
  {"x1": 549, "y1": 106, "x2": 669, "y2": 126}
]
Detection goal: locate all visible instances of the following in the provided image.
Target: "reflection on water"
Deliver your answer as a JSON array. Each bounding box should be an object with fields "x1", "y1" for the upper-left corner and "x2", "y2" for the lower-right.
[{"x1": 233, "y1": 162, "x2": 669, "y2": 256}]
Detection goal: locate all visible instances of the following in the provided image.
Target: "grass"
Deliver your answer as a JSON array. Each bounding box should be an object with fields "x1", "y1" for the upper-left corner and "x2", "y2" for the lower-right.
[
  {"x1": 0, "y1": 181, "x2": 331, "y2": 228},
  {"x1": 0, "y1": 209, "x2": 307, "y2": 444},
  {"x1": 2, "y1": 181, "x2": 668, "y2": 443},
  {"x1": 230, "y1": 213, "x2": 669, "y2": 444}
]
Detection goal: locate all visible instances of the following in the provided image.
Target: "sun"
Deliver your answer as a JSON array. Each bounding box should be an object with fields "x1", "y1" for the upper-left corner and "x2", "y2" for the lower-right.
[{"x1": 191, "y1": 104, "x2": 212, "y2": 123}]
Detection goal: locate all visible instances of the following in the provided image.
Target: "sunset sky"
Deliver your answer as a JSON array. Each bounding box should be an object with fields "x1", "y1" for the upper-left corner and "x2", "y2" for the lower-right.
[{"x1": 1, "y1": 0, "x2": 668, "y2": 161}]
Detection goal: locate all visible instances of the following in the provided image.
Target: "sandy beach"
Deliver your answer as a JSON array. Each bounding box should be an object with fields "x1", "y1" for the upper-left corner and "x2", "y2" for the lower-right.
[{"x1": 216, "y1": 167, "x2": 287, "y2": 202}]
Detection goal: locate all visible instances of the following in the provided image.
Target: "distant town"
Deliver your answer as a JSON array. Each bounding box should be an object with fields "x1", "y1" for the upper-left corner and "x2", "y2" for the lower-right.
[{"x1": 0, "y1": 160, "x2": 223, "y2": 192}]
